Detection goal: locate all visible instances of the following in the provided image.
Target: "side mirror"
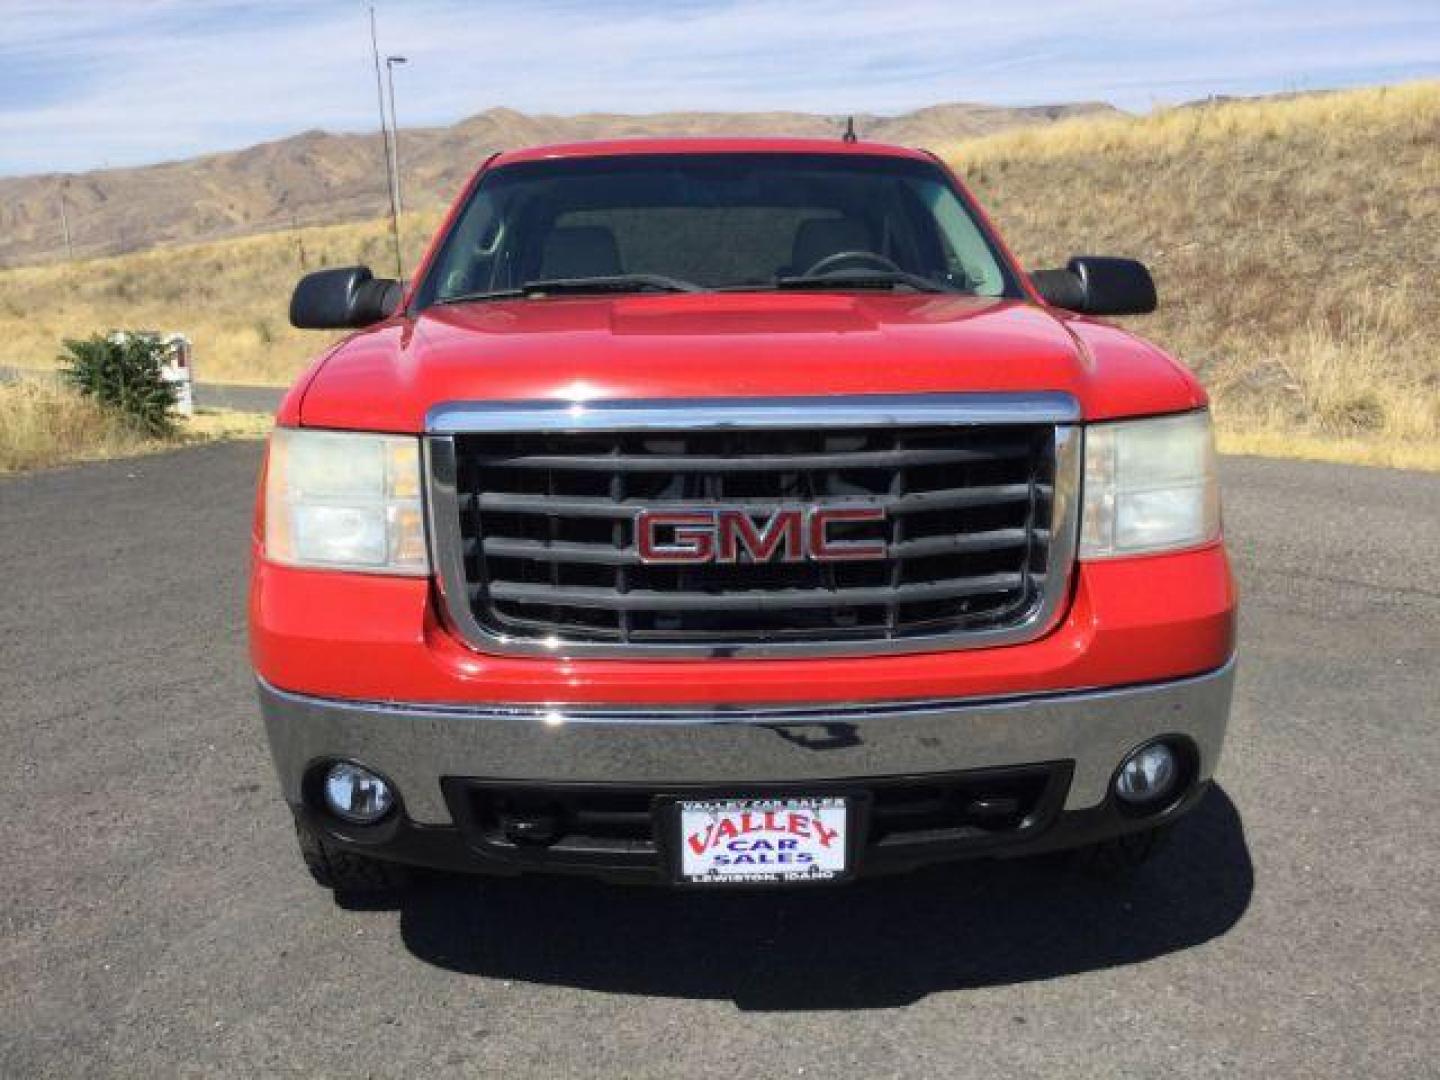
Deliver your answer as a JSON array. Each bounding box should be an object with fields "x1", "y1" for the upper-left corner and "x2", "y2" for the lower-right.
[
  {"x1": 1030, "y1": 256, "x2": 1157, "y2": 316},
  {"x1": 289, "y1": 266, "x2": 403, "y2": 329}
]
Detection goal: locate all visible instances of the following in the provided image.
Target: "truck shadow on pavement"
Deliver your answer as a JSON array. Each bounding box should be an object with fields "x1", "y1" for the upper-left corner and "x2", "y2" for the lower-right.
[{"x1": 382, "y1": 786, "x2": 1251, "y2": 1010}]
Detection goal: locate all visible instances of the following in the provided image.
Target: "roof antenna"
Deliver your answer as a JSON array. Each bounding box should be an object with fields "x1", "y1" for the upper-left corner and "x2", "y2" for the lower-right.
[{"x1": 842, "y1": 116, "x2": 857, "y2": 143}]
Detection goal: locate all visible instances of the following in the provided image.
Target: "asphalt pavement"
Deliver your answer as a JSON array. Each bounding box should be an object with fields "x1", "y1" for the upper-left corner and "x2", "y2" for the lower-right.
[{"x1": 1, "y1": 445, "x2": 1436, "y2": 1077}]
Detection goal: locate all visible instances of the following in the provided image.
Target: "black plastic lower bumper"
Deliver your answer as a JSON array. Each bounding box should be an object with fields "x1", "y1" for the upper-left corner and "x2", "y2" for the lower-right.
[{"x1": 293, "y1": 770, "x2": 1213, "y2": 887}]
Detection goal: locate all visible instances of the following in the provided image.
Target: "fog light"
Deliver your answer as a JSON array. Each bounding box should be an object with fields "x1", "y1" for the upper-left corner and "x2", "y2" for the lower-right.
[
  {"x1": 322, "y1": 762, "x2": 394, "y2": 824},
  {"x1": 1114, "y1": 742, "x2": 1179, "y2": 806}
]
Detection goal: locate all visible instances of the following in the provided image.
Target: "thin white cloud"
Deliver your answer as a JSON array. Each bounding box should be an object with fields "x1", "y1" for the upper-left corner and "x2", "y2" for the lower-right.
[{"x1": 0, "y1": 0, "x2": 1436, "y2": 174}]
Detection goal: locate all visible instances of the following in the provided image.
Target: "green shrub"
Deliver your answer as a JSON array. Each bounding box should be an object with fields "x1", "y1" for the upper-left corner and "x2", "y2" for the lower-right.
[{"x1": 59, "y1": 334, "x2": 179, "y2": 436}]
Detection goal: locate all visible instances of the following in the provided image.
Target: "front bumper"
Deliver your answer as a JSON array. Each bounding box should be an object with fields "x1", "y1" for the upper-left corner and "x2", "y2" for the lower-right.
[{"x1": 261, "y1": 657, "x2": 1234, "y2": 881}]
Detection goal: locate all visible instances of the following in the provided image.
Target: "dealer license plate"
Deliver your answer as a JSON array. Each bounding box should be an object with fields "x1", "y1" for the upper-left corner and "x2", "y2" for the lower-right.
[{"x1": 676, "y1": 796, "x2": 850, "y2": 885}]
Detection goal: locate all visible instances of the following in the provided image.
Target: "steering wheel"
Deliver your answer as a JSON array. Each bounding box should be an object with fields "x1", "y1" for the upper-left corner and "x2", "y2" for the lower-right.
[{"x1": 801, "y1": 250, "x2": 904, "y2": 277}]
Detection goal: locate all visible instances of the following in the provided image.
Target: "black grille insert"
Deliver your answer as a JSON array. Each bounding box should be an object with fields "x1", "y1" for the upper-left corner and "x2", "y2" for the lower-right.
[
  {"x1": 441, "y1": 765, "x2": 1072, "y2": 877},
  {"x1": 446, "y1": 423, "x2": 1060, "y2": 648}
]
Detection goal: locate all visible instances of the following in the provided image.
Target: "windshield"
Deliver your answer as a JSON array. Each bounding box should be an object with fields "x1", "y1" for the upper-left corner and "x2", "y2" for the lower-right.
[{"x1": 416, "y1": 153, "x2": 1019, "y2": 306}]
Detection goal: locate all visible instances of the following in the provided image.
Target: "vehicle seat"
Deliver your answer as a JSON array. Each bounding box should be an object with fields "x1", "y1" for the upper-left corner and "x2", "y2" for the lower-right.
[
  {"x1": 787, "y1": 218, "x2": 873, "y2": 275},
  {"x1": 538, "y1": 226, "x2": 622, "y2": 279}
]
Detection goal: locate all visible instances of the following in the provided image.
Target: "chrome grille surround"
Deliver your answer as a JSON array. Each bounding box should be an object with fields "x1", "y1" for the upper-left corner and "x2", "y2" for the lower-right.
[{"x1": 425, "y1": 393, "x2": 1081, "y2": 659}]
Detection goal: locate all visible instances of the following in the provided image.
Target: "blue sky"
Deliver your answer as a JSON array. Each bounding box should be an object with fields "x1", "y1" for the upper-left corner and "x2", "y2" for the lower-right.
[{"x1": 1, "y1": 0, "x2": 1437, "y2": 176}]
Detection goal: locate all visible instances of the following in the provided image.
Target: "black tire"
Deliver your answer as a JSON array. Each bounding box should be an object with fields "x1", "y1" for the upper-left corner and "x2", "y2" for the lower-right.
[
  {"x1": 294, "y1": 816, "x2": 410, "y2": 894},
  {"x1": 1070, "y1": 823, "x2": 1172, "y2": 878}
]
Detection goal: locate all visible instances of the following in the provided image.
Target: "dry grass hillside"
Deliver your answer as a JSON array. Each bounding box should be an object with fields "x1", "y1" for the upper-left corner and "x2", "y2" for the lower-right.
[
  {"x1": 1, "y1": 81, "x2": 1435, "y2": 467},
  {"x1": 0, "y1": 380, "x2": 269, "y2": 473},
  {"x1": 0, "y1": 213, "x2": 442, "y2": 385},
  {"x1": 0, "y1": 101, "x2": 1114, "y2": 266},
  {"x1": 948, "y1": 81, "x2": 1440, "y2": 468}
]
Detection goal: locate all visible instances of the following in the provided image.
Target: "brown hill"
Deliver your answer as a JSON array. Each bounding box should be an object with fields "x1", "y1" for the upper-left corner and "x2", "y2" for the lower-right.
[{"x1": 0, "y1": 102, "x2": 1117, "y2": 266}]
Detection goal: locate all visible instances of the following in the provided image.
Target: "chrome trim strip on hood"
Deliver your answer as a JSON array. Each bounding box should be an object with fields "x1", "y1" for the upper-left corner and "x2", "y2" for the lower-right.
[{"x1": 425, "y1": 391, "x2": 1081, "y2": 434}]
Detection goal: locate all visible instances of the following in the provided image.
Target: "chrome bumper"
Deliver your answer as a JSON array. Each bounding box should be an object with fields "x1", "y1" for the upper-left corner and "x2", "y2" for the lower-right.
[{"x1": 259, "y1": 658, "x2": 1235, "y2": 826}]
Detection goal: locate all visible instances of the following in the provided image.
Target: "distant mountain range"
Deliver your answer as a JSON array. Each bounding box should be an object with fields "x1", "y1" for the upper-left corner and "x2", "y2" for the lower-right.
[{"x1": 0, "y1": 101, "x2": 1119, "y2": 266}]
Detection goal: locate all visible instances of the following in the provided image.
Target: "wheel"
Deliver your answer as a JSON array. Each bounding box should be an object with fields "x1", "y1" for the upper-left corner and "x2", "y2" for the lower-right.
[
  {"x1": 294, "y1": 815, "x2": 409, "y2": 894},
  {"x1": 1070, "y1": 824, "x2": 1172, "y2": 877}
]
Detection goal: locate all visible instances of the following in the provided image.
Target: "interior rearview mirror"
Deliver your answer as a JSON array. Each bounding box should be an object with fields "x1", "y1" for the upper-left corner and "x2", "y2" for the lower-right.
[
  {"x1": 1030, "y1": 256, "x2": 1157, "y2": 317},
  {"x1": 289, "y1": 266, "x2": 402, "y2": 329}
]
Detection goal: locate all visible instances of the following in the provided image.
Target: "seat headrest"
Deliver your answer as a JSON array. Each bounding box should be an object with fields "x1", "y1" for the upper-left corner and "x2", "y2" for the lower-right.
[
  {"x1": 538, "y1": 226, "x2": 622, "y2": 279},
  {"x1": 791, "y1": 218, "x2": 873, "y2": 273}
]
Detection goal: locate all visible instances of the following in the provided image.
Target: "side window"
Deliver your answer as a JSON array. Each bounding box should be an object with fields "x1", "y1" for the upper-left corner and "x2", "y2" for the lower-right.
[
  {"x1": 437, "y1": 189, "x2": 503, "y2": 296},
  {"x1": 921, "y1": 181, "x2": 1006, "y2": 296}
]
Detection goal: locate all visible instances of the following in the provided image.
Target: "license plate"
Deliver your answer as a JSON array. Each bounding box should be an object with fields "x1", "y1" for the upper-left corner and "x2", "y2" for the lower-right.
[{"x1": 675, "y1": 796, "x2": 850, "y2": 885}]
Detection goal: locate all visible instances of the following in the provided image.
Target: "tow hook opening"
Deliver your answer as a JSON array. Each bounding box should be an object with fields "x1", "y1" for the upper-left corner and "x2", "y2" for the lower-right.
[{"x1": 497, "y1": 798, "x2": 565, "y2": 846}]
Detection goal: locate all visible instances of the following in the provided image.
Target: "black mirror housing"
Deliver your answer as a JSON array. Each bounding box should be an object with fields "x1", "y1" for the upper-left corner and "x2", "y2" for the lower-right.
[
  {"x1": 1030, "y1": 256, "x2": 1157, "y2": 317},
  {"x1": 289, "y1": 266, "x2": 403, "y2": 329}
]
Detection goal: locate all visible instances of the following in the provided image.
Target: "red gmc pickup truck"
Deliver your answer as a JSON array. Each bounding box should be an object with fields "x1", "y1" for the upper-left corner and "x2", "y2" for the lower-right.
[{"x1": 252, "y1": 138, "x2": 1235, "y2": 894}]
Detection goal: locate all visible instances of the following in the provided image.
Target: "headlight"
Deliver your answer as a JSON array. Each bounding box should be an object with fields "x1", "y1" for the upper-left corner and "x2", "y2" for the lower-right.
[
  {"x1": 1080, "y1": 410, "x2": 1220, "y2": 559},
  {"x1": 264, "y1": 428, "x2": 428, "y2": 574}
]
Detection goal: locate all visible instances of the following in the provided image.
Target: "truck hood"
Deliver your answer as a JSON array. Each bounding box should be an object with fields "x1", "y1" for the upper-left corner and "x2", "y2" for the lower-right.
[{"x1": 296, "y1": 293, "x2": 1204, "y2": 431}]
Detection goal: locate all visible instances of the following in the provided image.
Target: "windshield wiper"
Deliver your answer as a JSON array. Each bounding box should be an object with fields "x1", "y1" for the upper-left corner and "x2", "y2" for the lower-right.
[
  {"x1": 768, "y1": 270, "x2": 948, "y2": 294},
  {"x1": 518, "y1": 273, "x2": 703, "y2": 295},
  {"x1": 435, "y1": 274, "x2": 703, "y2": 306}
]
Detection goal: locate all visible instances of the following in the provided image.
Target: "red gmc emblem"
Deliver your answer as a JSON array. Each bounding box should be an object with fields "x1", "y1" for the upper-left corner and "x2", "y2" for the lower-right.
[{"x1": 636, "y1": 506, "x2": 888, "y2": 564}]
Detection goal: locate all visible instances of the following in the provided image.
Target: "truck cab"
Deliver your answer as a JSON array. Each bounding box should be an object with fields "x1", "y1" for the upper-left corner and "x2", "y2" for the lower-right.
[{"x1": 252, "y1": 139, "x2": 1235, "y2": 892}]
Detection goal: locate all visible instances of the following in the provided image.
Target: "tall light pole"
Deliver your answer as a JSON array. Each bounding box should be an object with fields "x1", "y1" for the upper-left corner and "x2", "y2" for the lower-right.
[
  {"x1": 369, "y1": 6, "x2": 403, "y2": 280},
  {"x1": 385, "y1": 55, "x2": 408, "y2": 282},
  {"x1": 58, "y1": 180, "x2": 73, "y2": 260}
]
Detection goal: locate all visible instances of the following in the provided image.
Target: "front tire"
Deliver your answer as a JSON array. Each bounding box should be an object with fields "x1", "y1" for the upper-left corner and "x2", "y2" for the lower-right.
[{"x1": 294, "y1": 816, "x2": 409, "y2": 894}]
